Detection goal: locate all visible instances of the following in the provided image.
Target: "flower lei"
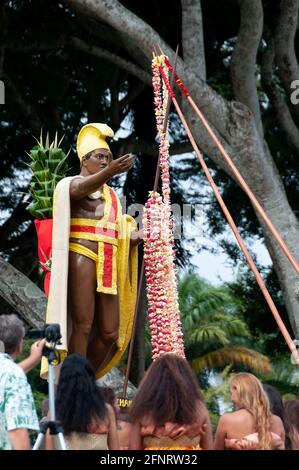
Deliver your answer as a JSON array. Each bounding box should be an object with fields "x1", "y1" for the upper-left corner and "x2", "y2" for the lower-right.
[{"x1": 143, "y1": 55, "x2": 185, "y2": 360}]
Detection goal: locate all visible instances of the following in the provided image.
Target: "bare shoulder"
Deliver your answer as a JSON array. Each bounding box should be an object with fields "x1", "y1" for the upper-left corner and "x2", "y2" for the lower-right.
[
  {"x1": 270, "y1": 414, "x2": 284, "y2": 432},
  {"x1": 220, "y1": 409, "x2": 250, "y2": 423}
]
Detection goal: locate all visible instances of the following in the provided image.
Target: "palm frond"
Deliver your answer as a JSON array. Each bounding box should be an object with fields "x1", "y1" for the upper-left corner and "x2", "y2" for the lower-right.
[{"x1": 191, "y1": 346, "x2": 272, "y2": 375}]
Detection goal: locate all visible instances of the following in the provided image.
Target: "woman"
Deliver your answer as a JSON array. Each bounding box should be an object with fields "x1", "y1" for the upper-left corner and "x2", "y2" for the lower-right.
[
  {"x1": 214, "y1": 373, "x2": 285, "y2": 450},
  {"x1": 45, "y1": 354, "x2": 119, "y2": 450},
  {"x1": 129, "y1": 353, "x2": 213, "y2": 450},
  {"x1": 284, "y1": 399, "x2": 299, "y2": 450},
  {"x1": 263, "y1": 384, "x2": 292, "y2": 449}
]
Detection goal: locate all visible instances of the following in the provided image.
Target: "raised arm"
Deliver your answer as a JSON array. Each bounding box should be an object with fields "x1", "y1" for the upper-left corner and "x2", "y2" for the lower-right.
[{"x1": 70, "y1": 154, "x2": 135, "y2": 201}]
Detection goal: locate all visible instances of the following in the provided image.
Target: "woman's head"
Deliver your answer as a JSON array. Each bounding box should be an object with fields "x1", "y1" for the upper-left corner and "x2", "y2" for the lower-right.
[
  {"x1": 130, "y1": 353, "x2": 203, "y2": 427},
  {"x1": 229, "y1": 373, "x2": 272, "y2": 449},
  {"x1": 230, "y1": 373, "x2": 269, "y2": 411},
  {"x1": 56, "y1": 353, "x2": 107, "y2": 433}
]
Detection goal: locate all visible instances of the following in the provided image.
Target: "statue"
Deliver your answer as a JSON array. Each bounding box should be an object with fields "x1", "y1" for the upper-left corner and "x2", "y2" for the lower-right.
[{"x1": 42, "y1": 123, "x2": 141, "y2": 378}]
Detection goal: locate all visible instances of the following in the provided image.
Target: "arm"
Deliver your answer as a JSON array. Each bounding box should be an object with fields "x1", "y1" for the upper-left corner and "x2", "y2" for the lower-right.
[
  {"x1": 107, "y1": 404, "x2": 120, "y2": 450},
  {"x1": 200, "y1": 409, "x2": 214, "y2": 450},
  {"x1": 8, "y1": 428, "x2": 31, "y2": 450},
  {"x1": 70, "y1": 154, "x2": 134, "y2": 201},
  {"x1": 271, "y1": 415, "x2": 285, "y2": 449},
  {"x1": 18, "y1": 339, "x2": 46, "y2": 374},
  {"x1": 214, "y1": 415, "x2": 228, "y2": 450},
  {"x1": 129, "y1": 421, "x2": 143, "y2": 450}
]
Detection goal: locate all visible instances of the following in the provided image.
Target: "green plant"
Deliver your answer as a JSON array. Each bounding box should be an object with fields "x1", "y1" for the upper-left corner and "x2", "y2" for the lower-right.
[
  {"x1": 27, "y1": 131, "x2": 70, "y2": 219},
  {"x1": 178, "y1": 272, "x2": 272, "y2": 376}
]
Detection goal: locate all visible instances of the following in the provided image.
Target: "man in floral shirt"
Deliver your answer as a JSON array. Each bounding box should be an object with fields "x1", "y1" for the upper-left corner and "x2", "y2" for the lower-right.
[{"x1": 0, "y1": 314, "x2": 45, "y2": 450}]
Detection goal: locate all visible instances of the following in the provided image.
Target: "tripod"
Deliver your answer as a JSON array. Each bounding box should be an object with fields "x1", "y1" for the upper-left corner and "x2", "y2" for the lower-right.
[{"x1": 33, "y1": 344, "x2": 67, "y2": 450}]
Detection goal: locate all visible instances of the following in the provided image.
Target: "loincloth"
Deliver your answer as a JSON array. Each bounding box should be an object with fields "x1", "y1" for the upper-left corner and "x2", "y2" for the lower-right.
[{"x1": 69, "y1": 217, "x2": 118, "y2": 295}]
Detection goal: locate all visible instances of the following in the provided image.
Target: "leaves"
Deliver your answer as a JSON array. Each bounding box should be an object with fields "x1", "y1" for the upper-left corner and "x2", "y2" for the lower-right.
[
  {"x1": 191, "y1": 346, "x2": 272, "y2": 375},
  {"x1": 179, "y1": 272, "x2": 271, "y2": 375},
  {"x1": 27, "y1": 131, "x2": 70, "y2": 219}
]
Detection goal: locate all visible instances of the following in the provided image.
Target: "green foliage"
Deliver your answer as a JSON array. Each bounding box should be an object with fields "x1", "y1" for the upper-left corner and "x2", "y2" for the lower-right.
[
  {"x1": 179, "y1": 272, "x2": 271, "y2": 376},
  {"x1": 27, "y1": 131, "x2": 70, "y2": 219}
]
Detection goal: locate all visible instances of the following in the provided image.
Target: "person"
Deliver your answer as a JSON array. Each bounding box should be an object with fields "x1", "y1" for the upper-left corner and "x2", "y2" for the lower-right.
[
  {"x1": 214, "y1": 373, "x2": 285, "y2": 450},
  {"x1": 117, "y1": 404, "x2": 132, "y2": 451},
  {"x1": 263, "y1": 384, "x2": 292, "y2": 449},
  {"x1": 45, "y1": 353, "x2": 119, "y2": 450},
  {"x1": 129, "y1": 353, "x2": 213, "y2": 450},
  {"x1": 43, "y1": 123, "x2": 142, "y2": 379},
  {"x1": 284, "y1": 399, "x2": 299, "y2": 450},
  {"x1": 100, "y1": 387, "x2": 120, "y2": 418},
  {"x1": 0, "y1": 314, "x2": 45, "y2": 450}
]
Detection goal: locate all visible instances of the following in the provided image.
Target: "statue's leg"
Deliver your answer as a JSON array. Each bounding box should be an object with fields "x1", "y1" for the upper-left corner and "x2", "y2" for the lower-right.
[
  {"x1": 87, "y1": 291, "x2": 120, "y2": 372},
  {"x1": 68, "y1": 251, "x2": 96, "y2": 356}
]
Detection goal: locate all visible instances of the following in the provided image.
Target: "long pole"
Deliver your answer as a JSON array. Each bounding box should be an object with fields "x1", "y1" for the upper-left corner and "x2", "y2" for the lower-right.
[
  {"x1": 159, "y1": 65, "x2": 299, "y2": 365},
  {"x1": 122, "y1": 47, "x2": 180, "y2": 398},
  {"x1": 159, "y1": 49, "x2": 299, "y2": 277}
]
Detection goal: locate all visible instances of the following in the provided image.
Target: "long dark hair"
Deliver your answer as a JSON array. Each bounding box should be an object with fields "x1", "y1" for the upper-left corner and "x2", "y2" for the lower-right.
[
  {"x1": 130, "y1": 353, "x2": 204, "y2": 426},
  {"x1": 55, "y1": 354, "x2": 107, "y2": 434},
  {"x1": 263, "y1": 384, "x2": 292, "y2": 450}
]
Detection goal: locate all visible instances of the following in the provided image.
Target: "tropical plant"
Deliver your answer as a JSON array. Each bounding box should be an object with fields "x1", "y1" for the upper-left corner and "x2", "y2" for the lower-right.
[
  {"x1": 27, "y1": 132, "x2": 70, "y2": 219},
  {"x1": 178, "y1": 272, "x2": 271, "y2": 376}
]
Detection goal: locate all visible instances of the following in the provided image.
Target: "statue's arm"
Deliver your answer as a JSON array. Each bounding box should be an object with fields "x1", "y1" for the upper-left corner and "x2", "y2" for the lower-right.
[
  {"x1": 70, "y1": 154, "x2": 135, "y2": 201},
  {"x1": 69, "y1": 168, "x2": 113, "y2": 201}
]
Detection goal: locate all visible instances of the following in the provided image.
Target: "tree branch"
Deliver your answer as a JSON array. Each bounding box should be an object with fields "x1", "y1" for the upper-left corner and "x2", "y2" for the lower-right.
[
  {"x1": 181, "y1": 0, "x2": 206, "y2": 80},
  {"x1": 69, "y1": 36, "x2": 152, "y2": 85},
  {"x1": 0, "y1": 257, "x2": 45, "y2": 328},
  {"x1": 274, "y1": 0, "x2": 299, "y2": 117},
  {"x1": 114, "y1": 136, "x2": 193, "y2": 157},
  {"x1": 65, "y1": 0, "x2": 232, "y2": 141},
  {"x1": 261, "y1": 32, "x2": 299, "y2": 154},
  {"x1": 4, "y1": 36, "x2": 152, "y2": 85},
  {"x1": 231, "y1": 0, "x2": 264, "y2": 137}
]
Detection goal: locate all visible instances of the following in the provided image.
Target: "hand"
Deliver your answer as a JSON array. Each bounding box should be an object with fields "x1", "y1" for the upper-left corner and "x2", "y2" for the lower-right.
[
  {"x1": 29, "y1": 338, "x2": 47, "y2": 364},
  {"x1": 108, "y1": 153, "x2": 135, "y2": 176}
]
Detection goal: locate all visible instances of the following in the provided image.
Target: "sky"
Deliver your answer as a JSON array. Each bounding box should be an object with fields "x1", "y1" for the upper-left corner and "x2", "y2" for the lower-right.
[{"x1": 189, "y1": 230, "x2": 272, "y2": 286}]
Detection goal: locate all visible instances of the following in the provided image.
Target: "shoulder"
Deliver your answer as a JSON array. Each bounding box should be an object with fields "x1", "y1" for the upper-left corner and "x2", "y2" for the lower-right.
[
  {"x1": 270, "y1": 414, "x2": 284, "y2": 433},
  {"x1": 0, "y1": 356, "x2": 26, "y2": 381},
  {"x1": 218, "y1": 410, "x2": 247, "y2": 425}
]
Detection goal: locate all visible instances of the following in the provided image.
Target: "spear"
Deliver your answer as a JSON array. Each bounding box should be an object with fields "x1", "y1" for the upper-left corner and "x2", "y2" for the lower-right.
[
  {"x1": 122, "y1": 46, "x2": 180, "y2": 399},
  {"x1": 158, "y1": 45, "x2": 299, "y2": 277},
  {"x1": 158, "y1": 63, "x2": 299, "y2": 365}
]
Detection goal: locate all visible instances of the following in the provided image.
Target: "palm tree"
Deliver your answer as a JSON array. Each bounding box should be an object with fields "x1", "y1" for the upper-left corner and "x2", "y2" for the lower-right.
[{"x1": 178, "y1": 272, "x2": 271, "y2": 375}]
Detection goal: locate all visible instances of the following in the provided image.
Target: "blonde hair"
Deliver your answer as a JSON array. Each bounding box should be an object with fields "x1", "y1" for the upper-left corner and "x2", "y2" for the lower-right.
[{"x1": 230, "y1": 373, "x2": 272, "y2": 450}]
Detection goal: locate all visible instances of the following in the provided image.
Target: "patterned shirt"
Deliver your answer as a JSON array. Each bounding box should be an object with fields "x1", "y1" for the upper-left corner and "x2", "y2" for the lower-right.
[{"x1": 0, "y1": 353, "x2": 39, "y2": 450}]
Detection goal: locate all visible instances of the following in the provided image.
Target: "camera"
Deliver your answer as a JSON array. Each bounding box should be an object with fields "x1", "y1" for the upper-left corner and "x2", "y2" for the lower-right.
[{"x1": 27, "y1": 323, "x2": 62, "y2": 344}]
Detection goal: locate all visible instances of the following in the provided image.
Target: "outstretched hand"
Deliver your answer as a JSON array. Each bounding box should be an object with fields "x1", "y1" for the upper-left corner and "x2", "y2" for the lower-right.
[{"x1": 109, "y1": 153, "x2": 135, "y2": 176}]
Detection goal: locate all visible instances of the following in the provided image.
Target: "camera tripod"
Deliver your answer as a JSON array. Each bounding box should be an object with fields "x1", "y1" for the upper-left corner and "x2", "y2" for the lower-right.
[{"x1": 33, "y1": 338, "x2": 67, "y2": 450}]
